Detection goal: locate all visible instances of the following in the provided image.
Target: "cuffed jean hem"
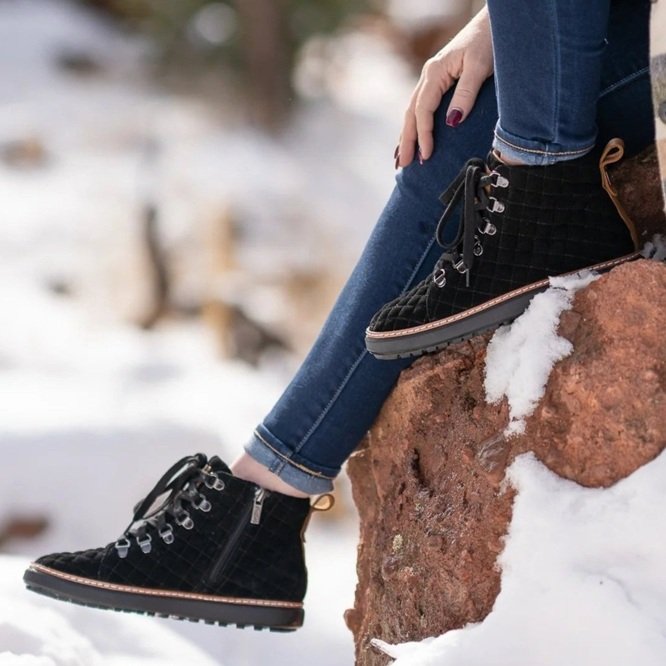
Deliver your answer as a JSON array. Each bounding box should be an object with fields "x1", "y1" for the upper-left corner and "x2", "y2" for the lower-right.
[
  {"x1": 493, "y1": 125, "x2": 596, "y2": 166},
  {"x1": 244, "y1": 426, "x2": 336, "y2": 495}
]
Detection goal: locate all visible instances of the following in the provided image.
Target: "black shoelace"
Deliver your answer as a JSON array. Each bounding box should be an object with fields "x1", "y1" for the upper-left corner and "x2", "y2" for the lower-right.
[
  {"x1": 114, "y1": 453, "x2": 225, "y2": 558},
  {"x1": 432, "y1": 158, "x2": 509, "y2": 288}
]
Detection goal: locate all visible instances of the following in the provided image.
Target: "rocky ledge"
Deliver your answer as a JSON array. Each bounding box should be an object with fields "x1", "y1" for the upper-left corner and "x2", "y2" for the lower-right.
[{"x1": 345, "y1": 256, "x2": 666, "y2": 664}]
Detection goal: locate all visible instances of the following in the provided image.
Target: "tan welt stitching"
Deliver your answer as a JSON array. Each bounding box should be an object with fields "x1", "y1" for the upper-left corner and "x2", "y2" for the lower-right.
[
  {"x1": 365, "y1": 254, "x2": 639, "y2": 340},
  {"x1": 29, "y1": 564, "x2": 303, "y2": 609}
]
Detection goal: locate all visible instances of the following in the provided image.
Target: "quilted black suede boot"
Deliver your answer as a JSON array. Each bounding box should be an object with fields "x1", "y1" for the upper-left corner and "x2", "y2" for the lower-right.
[
  {"x1": 24, "y1": 453, "x2": 329, "y2": 631},
  {"x1": 365, "y1": 140, "x2": 640, "y2": 359}
]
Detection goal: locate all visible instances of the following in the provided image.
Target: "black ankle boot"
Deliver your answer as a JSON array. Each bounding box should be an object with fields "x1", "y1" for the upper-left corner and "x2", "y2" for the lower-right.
[
  {"x1": 365, "y1": 140, "x2": 639, "y2": 359},
  {"x1": 24, "y1": 454, "x2": 327, "y2": 631}
]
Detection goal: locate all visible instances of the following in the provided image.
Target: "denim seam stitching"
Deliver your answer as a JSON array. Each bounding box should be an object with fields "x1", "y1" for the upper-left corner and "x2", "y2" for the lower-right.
[
  {"x1": 552, "y1": 1, "x2": 561, "y2": 146},
  {"x1": 253, "y1": 429, "x2": 336, "y2": 479},
  {"x1": 493, "y1": 132, "x2": 595, "y2": 157},
  {"x1": 294, "y1": 350, "x2": 367, "y2": 452},
  {"x1": 598, "y1": 66, "x2": 649, "y2": 99},
  {"x1": 289, "y1": 231, "x2": 439, "y2": 458}
]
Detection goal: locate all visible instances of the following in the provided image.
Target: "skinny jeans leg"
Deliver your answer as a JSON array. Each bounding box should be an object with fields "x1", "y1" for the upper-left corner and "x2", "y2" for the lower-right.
[
  {"x1": 488, "y1": 0, "x2": 650, "y2": 165},
  {"x1": 246, "y1": 0, "x2": 652, "y2": 494},
  {"x1": 245, "y1": 82, "x2": 499, "y2": 493}
]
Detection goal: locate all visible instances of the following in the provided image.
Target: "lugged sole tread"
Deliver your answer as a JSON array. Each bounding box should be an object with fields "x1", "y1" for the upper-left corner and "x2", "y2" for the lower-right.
[
  {"x1": 26, "y1": 568, "x2": 302, "y2": 633},
  {"x1": 373, "y1": 320, "x2": 509, "y2": 360},
  {"x1": 25, "y1": 580, "x2": 299, "y2": 633}
]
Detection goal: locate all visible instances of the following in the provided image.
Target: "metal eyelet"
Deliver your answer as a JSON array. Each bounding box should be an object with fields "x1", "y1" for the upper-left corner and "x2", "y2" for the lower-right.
[
  {"x1": 433, "y1": 268, "x2": 447, "y2": 288},
  {"x1": 136, "y1": 533, "x2": 152, "y2": 554},
  {"x1": 491, "y1": 171, "x2": 509, "y2": 188},
  {"x1": 488, "y1": 198, "x2": 505, "y2": 214},
  {"x1": 193, "y1": 494, "x2": 212, "y2": 513},
  {"x1": 473, "y1": 241, "x2": 484, "y2": 257},
  {"x1": 159, "y1": 524, "x2": 175, "y2": 544},
  {"x1": 453, "y1": 258, "x2": 467, "y2": 274},
  {"x1": 481, "y1": 221, "x2": 497, "y2": 236},
  {"x1": 176, "y1": 512, "x2": 194, "y2": 530},
  {"x1": 204, "y1": 474, "x2": 225, "y2": 491},
  {"x1": 115, "y1": 537, "x2": 131, "y2": 559}
]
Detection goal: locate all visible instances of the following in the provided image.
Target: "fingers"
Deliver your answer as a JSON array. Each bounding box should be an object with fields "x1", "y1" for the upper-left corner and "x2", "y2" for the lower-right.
[
  {"x1": 398, "y1": 101, "x2": 418, "y2": 167},
  {"x1": 445, "y1": 59, "x2": 486, "y2": 128},
  {"x1": 397, "y1": 60, "x2": 454, "y2": 168},
  {"x1": 414, "y1": 77, "x2": 447, "y2": 161},
  {"x1": 397, "y1": 85, "x2": 450, "y2": 167},
  {"x1": 397, "y1": 55, "x2": 486, "y2": 167},
  {"x1": 396, "y1": 7, "x2": 493, "y2": 167}
]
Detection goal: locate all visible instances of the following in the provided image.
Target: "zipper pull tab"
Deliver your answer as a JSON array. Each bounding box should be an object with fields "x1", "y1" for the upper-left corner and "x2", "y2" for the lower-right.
[{"x1": 250, "y1": 488, "x2": 266, "y2": 525}]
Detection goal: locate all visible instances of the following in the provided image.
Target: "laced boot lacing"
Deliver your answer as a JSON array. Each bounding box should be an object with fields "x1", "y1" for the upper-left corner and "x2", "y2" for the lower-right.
[
  {"x1": 432, "y1": 158, "x2": 509, "y2": 289},
  {"x1": 114, "y1": 454, "x2": 225, "y2": 558}
]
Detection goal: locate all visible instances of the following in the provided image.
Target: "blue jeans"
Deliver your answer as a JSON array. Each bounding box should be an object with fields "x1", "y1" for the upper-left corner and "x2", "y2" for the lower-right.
[
  {"x1": 489, "y1": 0, "x2": 650, "y2": 165},
  {"x1": 245, "y1": 0, "x2": 653, "y2": 494}
]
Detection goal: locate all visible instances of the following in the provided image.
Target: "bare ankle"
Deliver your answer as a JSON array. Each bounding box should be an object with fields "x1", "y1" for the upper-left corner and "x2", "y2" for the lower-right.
[
  {"x1": 494, "y1": 149, "x2": 528, "y2": 166},
  {"x1": 230, "y1": 453, "x2": 310, "y2": 499}
]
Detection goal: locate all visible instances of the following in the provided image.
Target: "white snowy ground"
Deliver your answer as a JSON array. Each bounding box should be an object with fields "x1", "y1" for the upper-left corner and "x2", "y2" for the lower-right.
[
  {"x1": 374, "y1": 272, "x2": 666, "y2": 666},
  {"x1": 0, "y1": 556, "x2": 218, "y2": 666},
  {"x1": 0, "y1": 0, "x2": 411, "y2": 332},
  {"x1": 0, "y1": 0, "x2": 412, "y2": 663},
  {"x1": 0, "y1": 283, "x2": 358, "y2": 666}
]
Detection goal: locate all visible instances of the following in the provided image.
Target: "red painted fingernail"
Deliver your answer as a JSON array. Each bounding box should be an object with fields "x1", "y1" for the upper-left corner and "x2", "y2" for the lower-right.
[{"x1": 446, "y1": 108, "x2": 463, "y2": 127}]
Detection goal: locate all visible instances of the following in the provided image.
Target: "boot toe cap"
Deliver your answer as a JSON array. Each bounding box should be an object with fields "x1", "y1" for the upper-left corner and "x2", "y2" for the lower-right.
[
  {"x1": 368, "y1": 281, "x2": 432, "y2": 334},
  {"x1": 34, "y1": 547, "x2": 106, "y2": 579}
]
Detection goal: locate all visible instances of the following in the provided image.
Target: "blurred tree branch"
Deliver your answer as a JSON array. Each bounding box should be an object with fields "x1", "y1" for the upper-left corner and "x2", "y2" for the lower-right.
[
  {"x1": 79, "y1": 0, "x2": 371, "y2": 130},
  {"x1": 233, "y1": 0, "x2": 292, "y2": 129}
]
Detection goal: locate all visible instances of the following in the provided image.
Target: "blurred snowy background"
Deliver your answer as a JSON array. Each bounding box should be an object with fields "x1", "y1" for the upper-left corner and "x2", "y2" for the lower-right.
[{"x1": 0, "y1": 0, "x2": 482, "y2": 664}]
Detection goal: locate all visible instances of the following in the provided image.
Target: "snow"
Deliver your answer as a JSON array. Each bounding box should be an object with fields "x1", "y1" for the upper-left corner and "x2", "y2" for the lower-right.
[
  {"x1": 484, "y1": 271, "x2": 599, "y2": 436},
  {"x1": 641, "y1": 234, "x2": 666, "y2": 261},
  {"x1": 373, "y1": 450, "x2": 666, "y2": 666},
  {"x1": 386, "y1": 0, "x2": 471, "y2": 31},
  {"x1": 0, "y1": 557, "x2": 218, "y2": 666},
  {"x1": 0, "y1": 0, "x2": 379, "y2": 663},
  {"x1": 0, "y1": 0, "x2": 405, "y2": 338},
  {"x1": 0, "y1": 272, "x2": 358, "y2": 666}
]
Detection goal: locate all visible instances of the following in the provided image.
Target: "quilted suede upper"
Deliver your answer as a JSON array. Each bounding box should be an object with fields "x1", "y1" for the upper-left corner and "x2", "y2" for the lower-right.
[
  {"x1": 36, "y1": 456, "x2": 312, "y2": 603},
  {"x1": 37, "y1": 546, "x2": 108, "y2": 579},
  {"x1": 369, "y1": 153, "x2": 634, "y2": 333}
]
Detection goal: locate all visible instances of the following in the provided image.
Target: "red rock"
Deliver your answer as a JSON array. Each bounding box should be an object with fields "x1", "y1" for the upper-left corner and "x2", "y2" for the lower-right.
[{"x1": 345, "y1": 259, "x2": 666, "y2": 666}]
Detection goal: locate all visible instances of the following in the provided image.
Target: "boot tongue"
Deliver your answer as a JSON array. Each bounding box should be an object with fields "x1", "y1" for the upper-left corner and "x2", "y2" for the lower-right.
[{"x1": 206, "y1": 455, "x2": 232, "y2": 476}]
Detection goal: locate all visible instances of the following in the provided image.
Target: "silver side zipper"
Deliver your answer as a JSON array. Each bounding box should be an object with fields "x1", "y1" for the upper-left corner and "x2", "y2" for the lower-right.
[
  {"x1": 205, "y1": 487, "x2": 268, "y2": 584},
  {"x1": 250, "y1": 488, "x2": 266, "y2": 525}
]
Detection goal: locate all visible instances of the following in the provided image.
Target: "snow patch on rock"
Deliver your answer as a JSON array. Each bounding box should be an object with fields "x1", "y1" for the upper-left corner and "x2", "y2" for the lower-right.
[
  {"x1": 641, "y1": 234, "x2": 666, "y2": 261},
  {"x1": 484, "y1": 271, "x2": 599, "y2": 436},
  {"x1": 373, "y1": 449, "x2": 666, "y2": 666}
]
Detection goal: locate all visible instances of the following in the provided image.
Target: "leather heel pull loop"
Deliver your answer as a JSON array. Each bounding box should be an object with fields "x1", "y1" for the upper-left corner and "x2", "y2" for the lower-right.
[
  {"x1": 300, "y1": 493, "x2": 335, "y2": 542},
  {"x1": 599, "y1": 138, "x2": 640, "y2": 249},
  {"x1": 311, "y1": 493, "x2": 335, "y2": 512}
]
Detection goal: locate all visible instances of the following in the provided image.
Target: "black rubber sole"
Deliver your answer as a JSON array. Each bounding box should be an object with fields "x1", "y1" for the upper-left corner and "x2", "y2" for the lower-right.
[
  {"x1": 24, "y1": 564, "x2": 303, "y2": 632},
  {"x1": 365, "y1": 255, "x2": 639, "y2": 360},
  {"x1": 366, "y1": 287, "x2": 536, "y2": 360}
]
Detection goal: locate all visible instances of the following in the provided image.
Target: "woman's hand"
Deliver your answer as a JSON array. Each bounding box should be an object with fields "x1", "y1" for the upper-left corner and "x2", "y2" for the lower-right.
[{"x1": 397, "y1": 7, "x2": 494, "y2": 167}]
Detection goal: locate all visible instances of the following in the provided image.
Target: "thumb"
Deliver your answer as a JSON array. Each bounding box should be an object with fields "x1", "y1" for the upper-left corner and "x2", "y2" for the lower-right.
[{"x1": 446, "y1": 64, "x2": 485, "y2": 127}]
